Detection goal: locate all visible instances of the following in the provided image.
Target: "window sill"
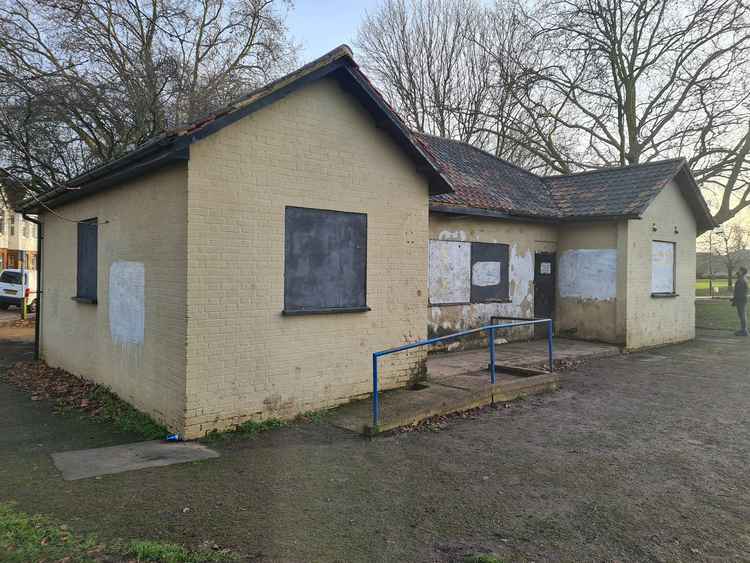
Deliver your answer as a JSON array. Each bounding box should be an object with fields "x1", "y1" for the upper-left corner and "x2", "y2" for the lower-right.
[
  {"x1": 71, "y1": 296, "x2": 97, "y2": 305},
  {"x1": 282, "y1": 306, "x2": 371, "y2": 316},
  {"x1": 651, "y1": 293, "x2": 678, "y2": 299},
  {"x1": 429, "y1": 299, "x2": 512, "y2": 307}
]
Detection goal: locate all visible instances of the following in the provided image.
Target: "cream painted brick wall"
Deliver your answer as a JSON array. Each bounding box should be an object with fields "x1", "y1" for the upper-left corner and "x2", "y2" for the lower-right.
[
  {"x1": 40, "y1": 164, "x2": 188, "y2": 431},
  {"x1": 625, "y1": 179, "x2": 696, "y2": 349},
  {"x1": 427, "y1": 214, "x2": 557, "y2": 342},
  {"x1": 184, "y1": 78, "x2": 429, "y2": 437}
]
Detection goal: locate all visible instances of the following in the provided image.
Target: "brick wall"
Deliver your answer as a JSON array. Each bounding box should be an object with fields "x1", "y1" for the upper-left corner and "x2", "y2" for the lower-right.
[
  {"x1": 183, "y1": 77, "x2": 430, "y2": 437},
  {"x1": 625, "y1": 179, "x2": 697, "y2": 349},
  {"x1": 40, "y1": 164, "x2": 188, "y2": 431}
]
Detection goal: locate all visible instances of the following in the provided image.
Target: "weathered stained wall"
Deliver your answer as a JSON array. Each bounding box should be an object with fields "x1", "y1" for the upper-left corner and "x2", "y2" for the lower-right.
[
  {"x1": 428, "y1": 214, "x2": 557, "y2": 345},
  {"x1": 40, "y1": 164, "x2": 188, "y2": 431},
  {"x1": 555, "y1": 222, "x2": 623, "y2": 344},
  {"x1": 184, "y1": 77, "x2": 430, "y2": 437},
  {"x1": 624, "y1": 179, "x2": 696, "y2": 349}
]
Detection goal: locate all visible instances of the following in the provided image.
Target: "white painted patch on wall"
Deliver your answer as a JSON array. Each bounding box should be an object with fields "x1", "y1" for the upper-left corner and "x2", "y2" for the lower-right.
[
  {"x1": 559, "y1": 249, "x2": 617, "y2": 300},
  {"x1": 651, "y1": 241, "x2": 675, "y2": 294},
  {"x1": 472, "y1": 261, "x2": 502, "y2": 286},
  {"x1": 109, "y1": 261, "x2": 145, "y2": 345},
  {"x1": 437, "y1": 230, "x2": 467, "y2": 241},
  {"x1": 429, "y1": 240, "x2": 471, "y2": 304}
]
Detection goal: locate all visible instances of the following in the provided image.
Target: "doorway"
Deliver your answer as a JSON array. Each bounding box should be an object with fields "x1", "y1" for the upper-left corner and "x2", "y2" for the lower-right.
[{"x1": 534, "y1": 252, "x2": 556, "y2": 338}]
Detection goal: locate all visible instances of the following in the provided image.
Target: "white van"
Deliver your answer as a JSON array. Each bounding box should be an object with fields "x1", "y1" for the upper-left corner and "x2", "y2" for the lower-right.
[{"x1": 0, "y1": 269, "x2": 37, "y2": 310}]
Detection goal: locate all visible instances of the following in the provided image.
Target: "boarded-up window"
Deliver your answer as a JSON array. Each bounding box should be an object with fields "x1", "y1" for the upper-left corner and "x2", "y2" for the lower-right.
[
  {"x1": 559, "y1": 249, "x2": 617, "y2": 300},
  {"x1": 470, "y1": 242, "x2": 510, "y2": 302},
  {"x1": 429, "y1": 240, "x2": 510, "y2": 304},
  {"x1": 284, "y1": 207, "x2": 367, "y2": 313},
  {"x1": 76, "y1": 219, "x2": 98, "y2": 301},
  {"x1": 651, "y1": 241, "x2": 676, "y2": 294},
  {"x1": 429, "y1": 240, "x2": 471, "y2": 304}
]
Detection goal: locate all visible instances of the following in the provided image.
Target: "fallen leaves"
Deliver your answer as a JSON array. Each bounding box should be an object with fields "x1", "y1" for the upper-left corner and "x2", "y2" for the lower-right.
[{"x1": 3, "y1": 361, "x2": 108, "y2": 417}]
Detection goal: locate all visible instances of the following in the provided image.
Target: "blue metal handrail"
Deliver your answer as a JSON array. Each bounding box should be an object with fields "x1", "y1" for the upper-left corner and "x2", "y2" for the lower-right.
[{"x1": 371, "y1": 318, "x2": 553, "y2": 429}]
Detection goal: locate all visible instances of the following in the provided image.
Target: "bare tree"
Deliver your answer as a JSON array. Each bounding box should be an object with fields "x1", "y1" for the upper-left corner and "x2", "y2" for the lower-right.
[
  {"x1": 356, "y1": 0, "x2": 541, "y2": 166},
  {"x1": 0, "y1": 0, "x2": 297, "y2": 195},
  {"x1": 514, "y1": 0, "x2": 750, "y2": 221},
  {"x1": 717, "y1": 225, "x2": 750, "y2": 287}
]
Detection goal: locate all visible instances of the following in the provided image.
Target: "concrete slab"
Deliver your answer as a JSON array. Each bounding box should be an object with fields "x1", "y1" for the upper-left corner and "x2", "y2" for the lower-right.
[
  {"x1": 51, "y1": 440, "x2": 220, "y2": 481},
  {"x1": 427, "y1": 337, "x2": 620, "y2": 377}
]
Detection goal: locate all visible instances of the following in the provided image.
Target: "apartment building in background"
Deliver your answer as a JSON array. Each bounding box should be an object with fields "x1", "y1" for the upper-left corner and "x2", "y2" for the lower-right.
[{"x1": 0, "y1": 203, "x2": 38, "y2": 270}]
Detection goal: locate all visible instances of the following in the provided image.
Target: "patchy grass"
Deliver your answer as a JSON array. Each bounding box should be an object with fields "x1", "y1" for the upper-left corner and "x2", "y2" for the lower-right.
[
  {"x1": 121, "y1": 539, "x2": 235, "y2": 562},
  {"x1": 696, "y1": 299, "x2": 740, "y2": 331},
  {"x1": 201, "y1": 418, "x2": 287, "y2": 442},
  {"x1": 87, "y1": 385, "x2": 167, "y2": 439},
  {"x1": 696, "y1": 278, "x2": 731, "y2": 297},
  {"x1": 0, "y1": 501, "x2": 101, "y2": 562},
  {"x1": 294, "y1": 408, "x2": 331, "y2": 424},
  {"x1": 464, "y1": 554, "x2": 505, "y2": 563},
  {"x1": 0, "y1": 502, "x2": 235, "y2": 562}
]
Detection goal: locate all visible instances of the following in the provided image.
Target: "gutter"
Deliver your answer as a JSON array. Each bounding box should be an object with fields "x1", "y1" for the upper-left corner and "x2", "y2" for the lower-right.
[
  {"x1": 21, "y1": 213, "x2": 42, "y2": 360},
  {"x1": 19, "y1": 145, "x2": 189, "y2": 213},
  {"x1": 429, "y1": 203, "x2": 641, "y2": 224}
]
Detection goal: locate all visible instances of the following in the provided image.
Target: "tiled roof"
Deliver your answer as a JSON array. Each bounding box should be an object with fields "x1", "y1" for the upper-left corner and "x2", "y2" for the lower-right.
[
  {"x1": 414, "y1": 133, "x2": 558, "y2": 218},
  {"x1": 543, "y1": 159, "x2": 685, "y2": 219},
  {"x1": 417, "y1": 133, "x2": 714, "y2": 229}
]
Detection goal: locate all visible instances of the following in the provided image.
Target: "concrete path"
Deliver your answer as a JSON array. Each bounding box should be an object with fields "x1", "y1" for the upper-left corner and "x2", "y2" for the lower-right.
[
  {"x1": 0, "y1": 308, "x2": 34, "y2": 328},
  {"x1": 3, "y1": 330, "x2": 750, "y2": 561},
  {"x1": 52, "y1": 441, "x2": 220, "y2": 481}
]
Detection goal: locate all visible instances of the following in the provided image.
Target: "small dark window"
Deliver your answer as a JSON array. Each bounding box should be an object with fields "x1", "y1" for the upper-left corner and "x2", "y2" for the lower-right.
[
  {"x1": 0, "y1": 271, "x2": 22, "y2": 285},
  {"x1": 470, "y1": 242, "x2": 510, "y2": 303},
  {"x1": 76, "y1": 219, "x2": 98, "y2": 302},
  {"x1": 283, "y1": 207, "x2": 368, "y2": 314}
]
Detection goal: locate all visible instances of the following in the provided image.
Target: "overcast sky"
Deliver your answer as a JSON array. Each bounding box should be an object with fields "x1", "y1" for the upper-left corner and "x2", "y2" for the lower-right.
[{"x1": 286, "y1": 0, "x2": 382, "y2": 61}]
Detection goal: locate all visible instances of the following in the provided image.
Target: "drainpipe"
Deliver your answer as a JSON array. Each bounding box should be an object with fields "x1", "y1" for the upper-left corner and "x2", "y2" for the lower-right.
[{"x1": 22, "y1": 213, "x2": 42, "y2": 360}]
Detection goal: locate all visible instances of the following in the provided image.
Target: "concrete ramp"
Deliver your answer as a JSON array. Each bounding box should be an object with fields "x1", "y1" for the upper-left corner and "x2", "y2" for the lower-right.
[
  {"x1": 52, "y1": 440, "x2": 219, "y2": 480},
  {"x1": 329, "y1": 338, "x2": 619, "y2": 435}
]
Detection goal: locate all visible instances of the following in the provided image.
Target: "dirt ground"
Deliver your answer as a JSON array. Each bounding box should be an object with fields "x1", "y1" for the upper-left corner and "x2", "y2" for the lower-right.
[{"x1": 2, "y1": 326, "x2": 750, "y2": 561}]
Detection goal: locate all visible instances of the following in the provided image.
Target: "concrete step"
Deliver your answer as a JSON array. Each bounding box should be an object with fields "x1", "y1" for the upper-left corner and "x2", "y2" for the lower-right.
[{"x1": 328, "y1": 371, "x2": 560, "y2": 435}]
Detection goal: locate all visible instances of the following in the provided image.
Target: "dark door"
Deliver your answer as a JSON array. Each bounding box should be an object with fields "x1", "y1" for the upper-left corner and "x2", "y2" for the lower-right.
[{"x1": 534, "y1": 252, "x2": 556, "y2": 338}]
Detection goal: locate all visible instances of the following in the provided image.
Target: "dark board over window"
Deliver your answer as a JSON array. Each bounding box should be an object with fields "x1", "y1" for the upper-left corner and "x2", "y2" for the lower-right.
[
  {"x1": 470, "y1": 242, "x2": 510, "y2": 303},
  {"x1": 284, "y1": 207, "x2": 368, "y2": 314},
  {"x1": 75, "y1": 219, "x2": 98, "y2": 303}
]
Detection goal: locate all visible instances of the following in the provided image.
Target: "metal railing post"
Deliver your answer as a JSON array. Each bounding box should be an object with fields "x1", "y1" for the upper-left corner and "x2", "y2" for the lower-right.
[
  {"x1": 372, "y1": 353, "x2": 379, "y2": 429},
  {"x1": 489, "y1": 327, "x2": 496, "y2": 384},
  {"x1": 369, "y1": 318, "x2": 553, "y2": 432},
  {"x1": 547, "y1": 319, "x2": 554, "y2": 371}
]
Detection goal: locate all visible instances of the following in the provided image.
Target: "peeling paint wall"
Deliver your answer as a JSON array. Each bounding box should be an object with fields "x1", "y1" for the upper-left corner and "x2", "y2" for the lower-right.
[
  {"x1": 559, "y1": 249, "x2": 617, "y2": 300},
  {"x1": 555, "y1": 223, "x2": 622, "y2": 344},
  {"x1": 428, "y1": 240, "x2": 470, "y2": 304},
  {"x1": 428, "y1": 214, "x2": 557, "y2": 346}
]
